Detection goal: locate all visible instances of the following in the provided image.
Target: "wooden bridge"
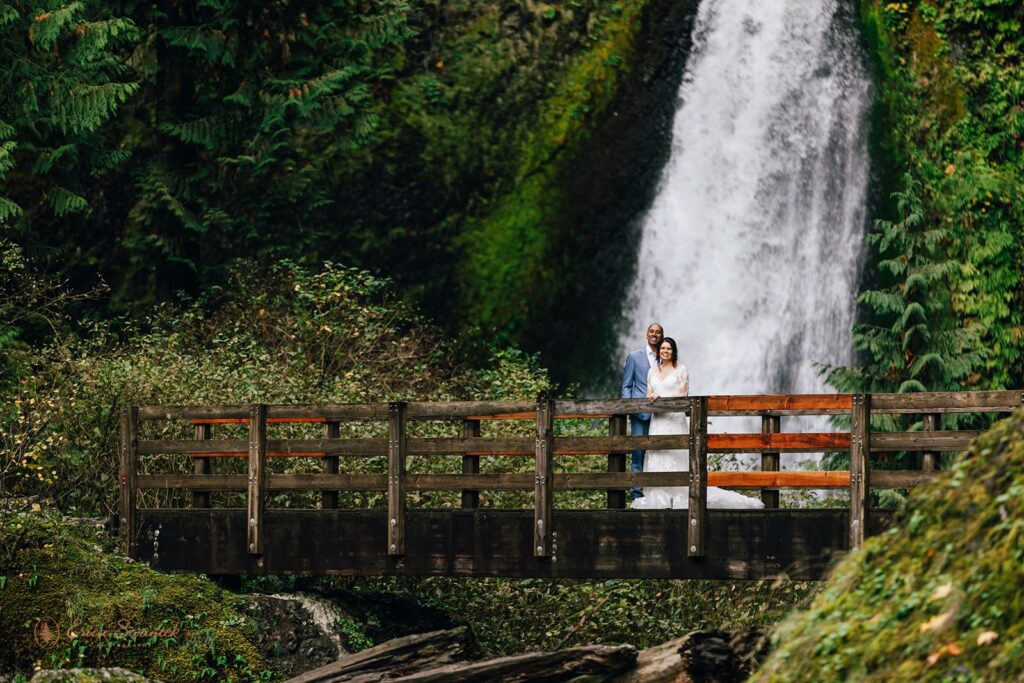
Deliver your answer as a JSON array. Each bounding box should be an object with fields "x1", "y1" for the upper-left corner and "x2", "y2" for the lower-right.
[{"x1": 119, "y1": 390, "x2": 1022, "y2": 580}]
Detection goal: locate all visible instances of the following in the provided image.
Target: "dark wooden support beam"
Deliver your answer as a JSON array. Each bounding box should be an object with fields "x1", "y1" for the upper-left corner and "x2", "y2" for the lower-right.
[
  {"x1": 119, "y1": 405, "x2": 139, "y2": 559},
  {"x1": 534, "y1": 399, "x2": 554, "y2": 557},
  {"x1": 461, "y1": 419, "x2": 481, "y2": 509},
  {"x1": 688, "y1": 397, "x2": 708, "y2": 557},
  {"x1": 760, "y1": 414, "x2": 780, "y2": 508},
  {"x1": 607, "y1": 415, "x2": 627, "y2": 509},
  {"x1": 922, "y1": 413, "x2": 939, "y2": 472},
  {"x1": 247, "y1": 404, "x2": 267, "y2": 558},
  {"x1": 137, "y1": 508, "x2": 895, "y2": 580},
  {"x1": 322, "y1": 421, "x2": 340, "y2": 509},
  {"x1": 388, "y1": 402, "x2": 407, "y2": 555},
  {"x1": 849, "y1": 394, "x2": 870, "y2": 550},
  {"x1": 192, "y1": 422, "x2": 212, "y2": 508}
]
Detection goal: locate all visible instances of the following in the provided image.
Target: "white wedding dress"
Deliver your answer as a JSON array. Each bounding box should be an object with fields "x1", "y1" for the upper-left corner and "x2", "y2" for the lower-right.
[{"x1": 631, "y1": 364, "x2": 764, "y2": 510}]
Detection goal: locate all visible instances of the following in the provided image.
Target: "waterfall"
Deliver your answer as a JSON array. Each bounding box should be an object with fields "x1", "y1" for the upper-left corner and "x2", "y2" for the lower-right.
[{"x1": 619, "y1": 0, "x2": 870, "y2": 417}]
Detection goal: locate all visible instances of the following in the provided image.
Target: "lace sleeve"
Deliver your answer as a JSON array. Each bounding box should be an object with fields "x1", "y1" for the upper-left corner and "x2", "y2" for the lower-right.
[
  {"x1": 676, "y1": 365, "x2": 689, "y2": 396},
  {"x1": 646, "y1": 366, "x2": 656, "y2": 396}
]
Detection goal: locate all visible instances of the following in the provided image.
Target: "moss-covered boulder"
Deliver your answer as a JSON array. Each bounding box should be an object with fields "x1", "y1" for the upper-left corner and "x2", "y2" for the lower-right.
[
  {"x1": 0, "y1": 512, "x2": 268, "y2": 682},
  {"x1": 753, "y1": 410, "x2": 1024, "y2": 681}
]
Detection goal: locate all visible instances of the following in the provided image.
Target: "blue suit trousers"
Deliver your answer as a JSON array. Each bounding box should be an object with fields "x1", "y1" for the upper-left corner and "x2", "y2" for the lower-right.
[{"x1": 630, "y1": 414, "x2": 650, "y2": 499}]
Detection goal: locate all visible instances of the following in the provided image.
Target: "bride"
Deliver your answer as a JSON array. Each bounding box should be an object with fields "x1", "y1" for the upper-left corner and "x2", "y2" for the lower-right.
[{"x1": 631, "y1": 337, "x2": 764, "y2": 510}]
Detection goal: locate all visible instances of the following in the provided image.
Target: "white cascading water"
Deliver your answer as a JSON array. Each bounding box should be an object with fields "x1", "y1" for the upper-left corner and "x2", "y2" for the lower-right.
[{"x1": 620, "y1": 0, "x2": 870, "y2": 440}]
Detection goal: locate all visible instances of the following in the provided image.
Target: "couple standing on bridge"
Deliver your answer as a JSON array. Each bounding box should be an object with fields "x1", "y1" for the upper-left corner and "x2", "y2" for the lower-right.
[{"x1": 621, "y1": 323, "x2": 764, "y2": 510}]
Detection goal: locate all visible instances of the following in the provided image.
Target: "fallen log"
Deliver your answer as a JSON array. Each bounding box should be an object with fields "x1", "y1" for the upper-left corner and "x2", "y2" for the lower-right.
[
  {"x1": 387, "y1": 643, "x2": 638, "y2": 682},
  {"x1": 283, "y1": 627, "x2": 470, "y2": 683}
]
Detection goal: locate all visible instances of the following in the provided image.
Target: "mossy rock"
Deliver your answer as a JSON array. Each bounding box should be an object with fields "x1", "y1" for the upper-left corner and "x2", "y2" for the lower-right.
[
  {"x1": 30, "y1": 667, "x2": 156, "y2": 682},
  {"x1": 0, "y1": 514, "x2": 270, "y2": 682},
  {"x1": 753, "y1": 410, "x2": 1024, "y2": 681}
]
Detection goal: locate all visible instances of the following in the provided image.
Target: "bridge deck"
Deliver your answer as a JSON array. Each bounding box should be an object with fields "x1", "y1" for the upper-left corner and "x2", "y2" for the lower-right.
[{"x1": 138, "y1": 508, "x2": 893, "y2": 580}]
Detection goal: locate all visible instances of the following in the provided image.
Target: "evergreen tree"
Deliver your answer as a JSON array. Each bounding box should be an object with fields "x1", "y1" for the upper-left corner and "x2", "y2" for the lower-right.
[
  {"x1": 821, "y1": 175, "x2": 987, "y2": 491},
  {"x1": 0, "y1": 1, "x2": 138, "y2": 226},
  {"x1": 113, "y1": 0, "x2": 415, "y2": 306}
]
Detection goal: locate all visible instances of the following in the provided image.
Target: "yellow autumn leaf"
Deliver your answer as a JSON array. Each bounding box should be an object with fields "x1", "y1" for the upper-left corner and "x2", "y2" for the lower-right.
[{"x1": 977, "y1": 631, "x2": 998, "y2": 645}]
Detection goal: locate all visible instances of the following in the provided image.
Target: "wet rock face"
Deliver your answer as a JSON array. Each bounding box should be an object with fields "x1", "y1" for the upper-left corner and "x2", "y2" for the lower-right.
[
  {"x1": 240, "y1": 594, "x2": 343, "y2": 678},
  {"x1": 678, "y1": 630, "x2": 770, "y2": 683}
]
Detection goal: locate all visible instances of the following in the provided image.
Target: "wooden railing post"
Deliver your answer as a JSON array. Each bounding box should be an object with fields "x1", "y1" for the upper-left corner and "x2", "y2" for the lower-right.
[
  {"x1": 322, "y1": 421, "x2": 340, "y2": 509},
  {"x1": 688, "y1": 397, "x2": 708, "y2": 557},
  {"x1": 388, "y1": 402, "x2": 407, "y2": 556},
  {"x1": 119, "y1": 405, "x2": 139, "y2": 559},
  {"x1": 247, "y1": 404, "x2": 267, "y2": 557},
  {"x1": 461, "y1": 419, "x2": 481, "y2": 508},
  {"x1": 607, "y1": 414, "x2": 628, "y2": 509},
  {"x1": 534, "y1": 399, "x2": 554, "y2": 557},
  {"x1": 761, "y1": 414, "x2": 780, "y2": 508},
  {"x1": 849, "y1": 394, "x2": 871, "y2": 550},
  {"x1": 922, "y1": 413, "x2": 939, "y2": 472},
  {"x1": 192, "y1": 422, "x2": 212, "y2": 508}
]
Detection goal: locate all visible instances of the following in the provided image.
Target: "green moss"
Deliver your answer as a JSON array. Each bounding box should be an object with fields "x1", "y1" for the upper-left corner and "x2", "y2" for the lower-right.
[
  {"x1": 753, "y1": 410, "x2": 1024, "y2": 681},
  {"x1": 457, "y1": 0, "x2": 647, "y2": 335},
  {"x1": 0, "y1": 512, "x2": 270, "y2": 682}
]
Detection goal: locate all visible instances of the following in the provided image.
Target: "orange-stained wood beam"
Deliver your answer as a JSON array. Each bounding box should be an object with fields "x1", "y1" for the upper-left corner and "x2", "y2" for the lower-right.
[
  {"x1": 708, "y1": 471, "x2": 850, "y2": 488},
  {"x1": 708, "y1": 433, "x2": 850, "y2": 452},
  {"x1": 708, "y1": 395, "x2": 852, "y2": 412}
]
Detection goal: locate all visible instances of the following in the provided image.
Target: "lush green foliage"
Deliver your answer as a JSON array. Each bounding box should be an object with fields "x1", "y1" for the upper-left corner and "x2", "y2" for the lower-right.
[
  {"x1": 0, "y1": 261, "x2": 553, "y2": 518},
  {"x1": 0, "y1": 508, "x2": 271, "y2": 681},
  {"x1": 845, "y1": 0, "x2": 1024, "y2": 395},
  {"x1": 0, "y1": 1, "x2": 138, "y2": 224},
  {"x1": 349, "y1": 575, "x2": 814, "y2": 656},
  {"x1": 754, "y1": 410, "x2": 1024, "y2": 682}
]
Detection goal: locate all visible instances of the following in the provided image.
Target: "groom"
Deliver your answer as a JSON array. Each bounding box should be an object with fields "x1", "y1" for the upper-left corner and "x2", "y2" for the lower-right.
[{"x1": 621, "y1": 322, "x2": 663, "y2": 499}]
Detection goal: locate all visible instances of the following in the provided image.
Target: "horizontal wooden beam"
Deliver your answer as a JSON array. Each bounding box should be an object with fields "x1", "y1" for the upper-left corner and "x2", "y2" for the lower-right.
[
  {"x1": 708, "y1": 433, "x2": 851, "y2": 452},
  {"x1": 870, "y1": 431, "x2": 980, "y2": 451},
  {"x1": 871, "y1": 390, "x2": 1022, "y2": 413},
  {"x1": 708, "y1": 394, "x2": 852, "y2": 415},
  {"x1": 136, "y1": 508, "x2": 895, "y2": 579},
  {"x1": 139, "y1": 469, "x2": 939, "y2": 493}
]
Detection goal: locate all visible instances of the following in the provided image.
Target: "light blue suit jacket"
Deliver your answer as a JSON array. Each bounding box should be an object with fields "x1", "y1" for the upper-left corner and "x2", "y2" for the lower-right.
[{"x1": 621, "y1": 348, "x2": 653, "y2": 421}]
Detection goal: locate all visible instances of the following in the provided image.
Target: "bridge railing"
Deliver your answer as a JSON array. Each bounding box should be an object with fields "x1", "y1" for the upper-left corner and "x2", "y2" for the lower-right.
[{"x1": 119, "y1": 390, "x2": 1022, "y2": 562}]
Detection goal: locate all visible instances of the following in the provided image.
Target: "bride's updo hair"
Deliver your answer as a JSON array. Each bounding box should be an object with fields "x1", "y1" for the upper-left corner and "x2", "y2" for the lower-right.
[{"x1": 660, "y1": 337, "x2": 679, "y2": 366}]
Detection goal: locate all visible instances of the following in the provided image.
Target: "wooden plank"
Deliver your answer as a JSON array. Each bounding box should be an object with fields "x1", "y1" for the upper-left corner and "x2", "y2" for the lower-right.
[
  {"x1": 138, "y1": 471, "x2": 866, "y2": 492},
  {"x1": 709, "y1": 394, "x2": 853, "y2": 415},
  {"x1": 192, "y1": 422, "x2": 212, "y2": 508},
  {"x1": 708, "y1": 471, "x2": 848, "y2": 488},
  {"x1": 761, "y1": 415, "x2": 780, "y2": 508},
  {"x1": 138, "y1": 438, "x2": 386, "y2": 456},
  {"x1": 322, "y1": 421, "x2": 340, "y2": 509},
  {"x1": 406, "y1": 401, "x2": 533, "y2": 419},
  {"x1": 554, "y1": 398, "x2": 691, "y2": 416},
  {"x1": 138, "y1": 404, "x2": 389, "y2": 422},
  {"x1": 554, "y1": 434, "x2": 690, "y2": 454},
  {"x1": 607, "y1": 415, "x2": 628, "y2": 509},
  {"x1": 461, "y1": 420, "x2": 481, "y2": 509},
  {"x1": 849, "y1": 394, "x2": 870, "y2": 550},
  {"x1": 871, "y1": 390, "x2": 1023, "y2": 413},
  {"x1": 136, "y1": 508, "x2": 896, "y2": 580},
  {"x1": 688, "y1": 396, "x2": 708, "y2": 557},
  {"x1": 708, "y1": 433, "x2": 850, "y2": 452},
  {"x1": 922, "y1": 413, "x2": 939, "y2": 471},
  {"x1": 119, "y1": 405, "x2": 139, "y2": 559},
  {"x1": 388, "y1": 402, "x2": 407, "y2": 556},
  {"x1": 247, "y1": 404, "x2": 267, "y2": 556},
  {"x1": 870, "y1": 430, "x2": 979, "y2": 452},
  {"x1": 534, "y1": 400, "x2": 554, "y2": 558},
  {"x1": 872, "y1": 470, "x2": 943, "y2": 488}
]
